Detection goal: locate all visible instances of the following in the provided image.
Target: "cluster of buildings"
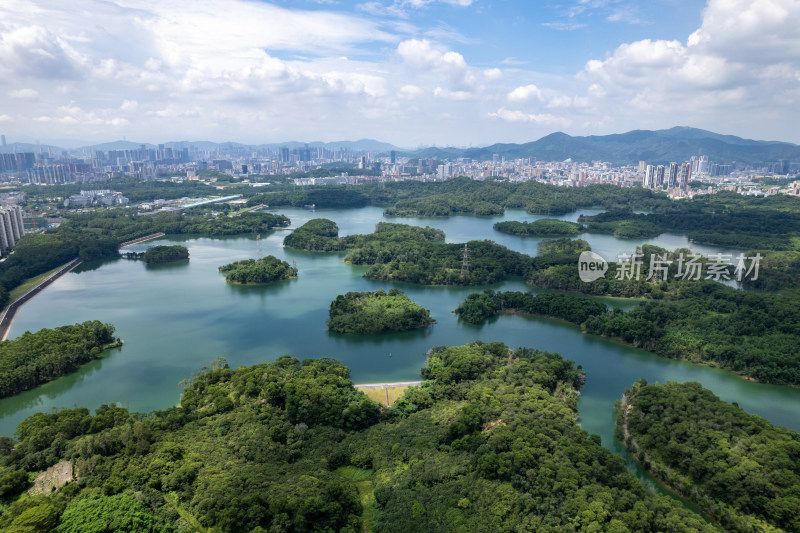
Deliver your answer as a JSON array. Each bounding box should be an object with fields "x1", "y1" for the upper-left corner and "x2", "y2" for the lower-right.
[
  {"x1": 63, "y1": 190, "x2": 130, "y2": 208},
  {"x1": 0, "y1": 135, "x2": 797, "y2": 199},
  {"x1": 641, "y1": 161, "x2": 691, "y2": 193}
]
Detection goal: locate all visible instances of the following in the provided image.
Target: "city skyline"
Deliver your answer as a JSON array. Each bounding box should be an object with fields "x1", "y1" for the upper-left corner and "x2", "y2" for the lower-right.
[{"x1": 1, "y1": 0, "x2": 798, "y2": 147}]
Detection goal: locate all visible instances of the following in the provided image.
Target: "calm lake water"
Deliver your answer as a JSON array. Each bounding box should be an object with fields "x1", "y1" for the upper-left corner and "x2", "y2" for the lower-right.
[{"x1": 2, "y1": 206, "x2": 797, "y2": 496}]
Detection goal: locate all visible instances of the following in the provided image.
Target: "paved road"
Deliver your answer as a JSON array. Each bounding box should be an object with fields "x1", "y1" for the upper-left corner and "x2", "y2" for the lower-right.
[{"x1": 354, "y1": 381, "x2": 423, "y2": 389}]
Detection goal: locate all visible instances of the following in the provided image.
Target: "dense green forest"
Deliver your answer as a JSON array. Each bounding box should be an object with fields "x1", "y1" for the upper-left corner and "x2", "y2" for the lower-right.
[
  {"x1": 618, "y1": 381, "x2": 800, "y2": 532},
  {"x1": 327, "y1": 289, "x2": 434, "y2": 334},
  {"x1": 218, "y1": 256, "x2": 297, "y2": 284},
  {"x1": 358, "y1": 239, "x2": 532, "y2": 286},
  {"x1": 456, "y1": 279, "x2": 800, "y2": 386},
  {"x1": 579, "y1": 192, "x2": 800, "y2": 250},
  {"x1": 283, "y1": 218, "x2": 446, "y2": 253},
  {"x1": 283, "y1": 219, "x2": 530, "y2": 285},
  {"x1": 0, "y1": 211, "x2": 289, "y2": 309},
  {"x1": 282, "y1": 218, "x2": 346, "y2": 251},
  {"x1": 582, "y1": 282, "x2": 800, "y2": 385},
  {"x1": 0, "y1": 344, "x2": 718, "y2": 532},
  {"x1": 527, "y1": 240, "x2": 737, "y2": 299},
  {"x1": 60, "y1": 210, "x2": 290, "y2": 242},
  {"x1": 143, "y1": 245, "x2": 189, "y2": 264},
  {"x1": 455, "y1": 290, "x2": 608, "y2": 325},
  {"x1": 0, "y1": 321, "x2": 117, "y2": 399},
  {"x1": 246, "y1": 178, "x2": 672, "y2": 216},
  {"x1": 493, "y1": 219, "x2": 582, "y2": 237}
]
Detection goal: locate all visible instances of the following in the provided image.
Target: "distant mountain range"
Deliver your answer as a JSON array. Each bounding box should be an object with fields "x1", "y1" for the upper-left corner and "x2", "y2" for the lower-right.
[
  {"x1": 0, "y1": 138, "x2": 400, "y2": 155},
  {"x1": 2, "y1": 128, "x2": 798, "y2": 164},
  {"x1": 64, "y1": 138, "x2": 401, "y2": 154},
  {"x1": 404, "y1": 127, "x2": 800, "y2": 164}
]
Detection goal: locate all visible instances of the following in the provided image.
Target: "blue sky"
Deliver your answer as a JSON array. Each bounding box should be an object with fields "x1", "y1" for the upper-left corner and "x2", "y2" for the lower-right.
[{"x1": 1, "y1": 0, "x2": 798, "y2": 147}]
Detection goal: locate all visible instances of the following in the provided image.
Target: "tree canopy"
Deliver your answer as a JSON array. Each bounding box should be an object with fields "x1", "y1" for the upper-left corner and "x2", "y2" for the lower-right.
[
  {"x1": 619, "y1": 381, "x2": 800, "y2": 532},
  {"x1": 0, "y1": 321, "x2": 117, "y2": 399},
  {"x1": 0, "y1": 345, "x2": 720, "y2": 532},
  {"x1": 218, "y1": 256, "x2": 297, "y2": 284},
  {"x1": 327, "y1": 289, "x2": 434, "y2": 334}
]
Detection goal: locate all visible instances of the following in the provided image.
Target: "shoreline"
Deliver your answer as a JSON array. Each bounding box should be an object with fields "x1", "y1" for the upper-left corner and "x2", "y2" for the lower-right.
[
  {"x1": 1, "y1": 231, "x2": 167, "y2": 342},
  {"x1": 485, "y1": 308, "x2": 785, "y2": 389},
  {"x1": 0, "y1": 258, "x2": 83, "y2": 341}
]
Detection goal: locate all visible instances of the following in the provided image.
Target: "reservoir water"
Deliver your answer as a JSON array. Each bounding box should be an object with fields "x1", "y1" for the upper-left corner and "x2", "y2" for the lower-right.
[{"x1": 2, "y1": 206, "x2": 798, "y2": 494}]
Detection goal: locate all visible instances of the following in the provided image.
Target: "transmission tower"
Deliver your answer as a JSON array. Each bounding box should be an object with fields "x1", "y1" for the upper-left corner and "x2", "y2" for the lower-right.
[
  {"x1": 256, "y1": 233, "x2": 262, "y2": 259},
  {"x1": 460, "y1": 243, "x2": 470, "y2": 278}
]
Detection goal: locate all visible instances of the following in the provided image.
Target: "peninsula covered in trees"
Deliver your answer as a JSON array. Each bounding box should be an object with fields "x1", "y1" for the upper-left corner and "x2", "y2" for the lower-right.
[
  {"x1": 218, "y1": 256, "x2": 297, "y2": 284},
  {"x1": 327, "y1": 289, "x2": 434, "y2": 334},
  {"x1": 456, "y1": 279, "x2": 800, "y2": 386},
  {"x1": 618, "y1": 381, "x2": 800, "y2": 532},
  {"x1": 0, "y1": 344, "x2": 718, "y2": 532},
  {"x1": 494, "y1": 219, "x2": 582, "y2": 237},
  {"x1": 0, "y1": 321, "x2": 117, "y2": 399},
  {"x1": 455, "y1": 290, "x2": 608, "y2": 325}
]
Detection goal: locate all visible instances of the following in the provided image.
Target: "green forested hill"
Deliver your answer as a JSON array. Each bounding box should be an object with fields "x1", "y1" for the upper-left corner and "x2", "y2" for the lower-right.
[
  {"x1": 619, "y1": 381, "x2": 800, "y2": 532},
  {"x1": 0, "y1": 344, "x2": 718, "y2": 532}
]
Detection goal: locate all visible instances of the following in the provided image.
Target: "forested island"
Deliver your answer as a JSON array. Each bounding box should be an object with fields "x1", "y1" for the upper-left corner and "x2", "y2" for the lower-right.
[
  {"x1": 143, "y1": 245, "x2": 189, "y2": 264},
  {"x1": 282, "y1": 218, "x2": 344, "y2": 251},
  {"x1": 0, "y1": 321, "x2": 117, "y2": 399},
  {"x1": 285, "y1": 219, "x2": 531, "y2": 285},
  {"x1": 618, "y1": 381, "x2": 800, "y2": 532},
  {"x1": 218, "y1": 256, "x2": 297, "y2": 284},
  {"x1": 0, "y1": 344, "x2": 720, "y2": 532},
  {"x1": 494, "y1": 219, "x2": 582, "y2": 237},
  {"x1": 327, "y1": 289, "x2": 434, "y2": 334}
]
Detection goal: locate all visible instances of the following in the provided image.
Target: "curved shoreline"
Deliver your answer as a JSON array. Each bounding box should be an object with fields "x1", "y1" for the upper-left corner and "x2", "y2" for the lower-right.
[
  {"x1": 0, "y1": 232, "x2": 167, "y2": 341},
  {"x1": 0, "y1": 258, "x2": 83, "y2": 341}
]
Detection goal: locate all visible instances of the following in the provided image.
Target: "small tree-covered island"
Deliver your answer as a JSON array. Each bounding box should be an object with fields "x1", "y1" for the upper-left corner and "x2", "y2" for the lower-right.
[
  {"x1": 327, "y1": 289, "x2": 434, "y2": 334},
  {"x1": 143, "y1": 245, "x2": 189, "y2": 264},
  {"x1": 218, "y1": 256, "x2": 298, "y2": 284}
]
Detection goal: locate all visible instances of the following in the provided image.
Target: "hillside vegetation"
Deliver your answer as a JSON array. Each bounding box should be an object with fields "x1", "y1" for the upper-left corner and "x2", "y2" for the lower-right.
[{"x1": 0, "y1": 344, "x2": 719, "y2": 532}]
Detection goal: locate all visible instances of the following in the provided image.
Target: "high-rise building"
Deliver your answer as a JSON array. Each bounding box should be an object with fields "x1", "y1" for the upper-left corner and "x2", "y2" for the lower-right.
[
  {"x1": 680, "y1": 162, "x2": 692, "y2": 192},
  {"x1": 638, "y1": 160, "x2": 647, "y2": 173},
  {"x1": 644, "y1": 164, "x2": 655, "y2": 188},
  {"x1": 390, "y1": 151, "x2": 396, "y2": 164},
  {"x1": 0, "y1": 206, "x2": 24, "y2": 256},
  {"x1": 698, "y1": 155, "x2": 709, "y2": 174},
  {"x1": 668, "y1": 162, "x2": 679, "y2": 188},
  {"x1": 655, "y1": 165, "x2": 665, "y2": 188}
]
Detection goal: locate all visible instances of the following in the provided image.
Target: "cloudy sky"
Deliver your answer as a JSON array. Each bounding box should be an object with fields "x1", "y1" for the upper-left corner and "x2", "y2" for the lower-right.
[{"x1": 1, "y1": 0, "x2": 798, "y2": 147}]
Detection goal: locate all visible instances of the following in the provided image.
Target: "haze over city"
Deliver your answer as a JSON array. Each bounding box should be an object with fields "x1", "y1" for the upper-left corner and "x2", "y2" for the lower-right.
[{"x1": 1, "y1": 0, "x2": 798, "y2": 147}]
